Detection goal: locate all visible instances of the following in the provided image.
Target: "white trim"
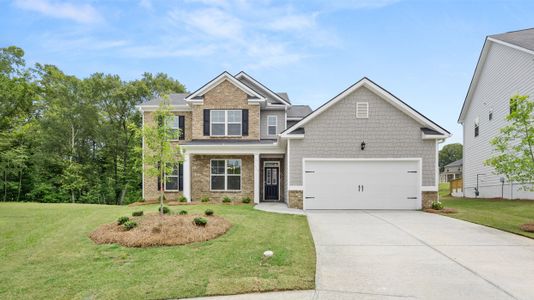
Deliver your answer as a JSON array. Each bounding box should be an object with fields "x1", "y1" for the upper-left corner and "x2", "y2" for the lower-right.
[
  {"x1": 210, "y1": 110, "x2": 242, "y2": 137},
  {"x1": 141, "y1": 112, "x2": 145, "y2": 200},
  {"x1": 286, "y1": 117, "x2": 303, "y2": 121},
  {"x1": 356, "y1": 102, "x2": 369, "y2": 118},
  {"x1": 183, "y1": 152, "x2": 191, "y2": 202},
  {"x1": 284, "y1": 134, "x2": 304, "y2": 139},
  {"x1": 422, "y1": 186, "x2": 438, "y2": 192},
  {"x1": 163, "y1": 164, "x2": 180, "y2": 192},
  {"x1": 136, "y1": 105, "x2": 191, "y2": 112},
  {"x1": 435, "y1": 139, "x2": 439, "y2": 189},
  {"x1": 185, "y1": 72, "x2": 266, "y2": 103},
  {"x1": 235, "y1": 71, "x2": 291, "y2": 106},
  {"x1": 209, "y1": 159, "x2": 242, "y2": 192},
  {"x1": 267, "y1": 115, "x2": 277, "y2": 136},
  {"x1": 286, "y1": 139, "x2": 291, "y2": 203},
  {"x1": 254, "y1": 154, "x2": 260, "y2": 204},
  {"x1": 281, "y1": 78, "x2": 450, "y2": 138},
  {"x1": 288, "y1": 185, "x2": 303, "y2": 191},
  {"x1": 302, "y1": 158, "x2": 423, "y2": 210},
  {"x1": 422, "y1": 132, "x2": 447, "y2": 140}
]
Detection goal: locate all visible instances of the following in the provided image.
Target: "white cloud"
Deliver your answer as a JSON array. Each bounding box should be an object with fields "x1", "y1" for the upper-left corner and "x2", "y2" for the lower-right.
[
  {"x1": 13, "y1": 0, "x2": 103, "y2": 24},
  {"x1": 139, "y1": 0, "x2": 152, "y2": 9},
  {"x1": 168, "y1": 8, "x2": 243, "y2": 40},
  {"x1": 268, "y1": 13, "x2": 318, "y2": 32},
  {"x1": 121, "y1": 45, "x2": 217, "y2": 58}
]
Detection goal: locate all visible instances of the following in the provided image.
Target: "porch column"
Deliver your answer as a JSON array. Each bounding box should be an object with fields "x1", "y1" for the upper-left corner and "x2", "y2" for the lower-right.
[
  {"x1": 254, "y1": 153, "x2": 260, "y2": 204},
  {"x1": 183, "y1": 152, "x2": 191, "y2": 202}
]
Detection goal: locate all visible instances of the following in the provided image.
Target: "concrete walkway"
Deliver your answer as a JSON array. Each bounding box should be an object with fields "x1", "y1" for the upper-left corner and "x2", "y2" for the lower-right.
[
  {"x1": 190, "y1": 210, "x2": 534, "y2": 300},
  {"x1": 254, "y1": 202, "x2": 305, "y2": 215}
]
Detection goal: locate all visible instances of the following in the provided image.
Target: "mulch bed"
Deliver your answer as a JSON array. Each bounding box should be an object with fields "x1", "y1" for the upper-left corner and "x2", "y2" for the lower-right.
[
  {"x1": 423, "y1": 208, "x2": 458, "y2": 214},
  {"x1": 89, "y1": 213, "x2": 232, "y2": 247},
  {"x1": 520, "y1": 223, "x2": 534, "y2": 233}
]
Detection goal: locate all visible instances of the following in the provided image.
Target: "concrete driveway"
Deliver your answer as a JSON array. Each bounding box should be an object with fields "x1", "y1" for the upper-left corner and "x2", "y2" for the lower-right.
[{"x1": 307, "y1": 210, "x2": 534, "y2": 300}]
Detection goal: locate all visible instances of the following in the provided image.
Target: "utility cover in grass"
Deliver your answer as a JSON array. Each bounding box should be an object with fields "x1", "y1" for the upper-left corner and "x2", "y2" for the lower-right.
[{"x1": 90, "y1": 213, "x2": 231, "y2": 247}]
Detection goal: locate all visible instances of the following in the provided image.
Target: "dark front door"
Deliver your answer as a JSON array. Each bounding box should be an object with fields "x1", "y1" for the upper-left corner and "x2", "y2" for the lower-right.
[{"x1": 264, "y1": 165, "x2": 279, "y2": 201}]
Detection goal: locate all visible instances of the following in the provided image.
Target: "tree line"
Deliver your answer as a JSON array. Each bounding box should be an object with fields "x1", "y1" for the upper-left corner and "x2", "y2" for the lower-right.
[{"x1": 0, "y1": 46, "x2": 186, "y2": 205}]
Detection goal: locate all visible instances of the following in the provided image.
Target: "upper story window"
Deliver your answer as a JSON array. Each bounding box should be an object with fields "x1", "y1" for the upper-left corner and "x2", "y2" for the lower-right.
[
  {"x1": 356, "y1": 102, "x2": 369, "y2": 118},
  {"x1": 165, "y1": 115, "x2": 184, "y2": 140},
  {"x1": 488, "y1": 109, "x2": 493, "y2": 121},
  {"x1": 211, "y1": 110, "x2": 242, "y2": 136},
  {"x1": 474, "y1": 117, "x2": 479, "y2": 137},
  {"x1": 267, "y1": 115, "x2": 277, "y2": 135}
]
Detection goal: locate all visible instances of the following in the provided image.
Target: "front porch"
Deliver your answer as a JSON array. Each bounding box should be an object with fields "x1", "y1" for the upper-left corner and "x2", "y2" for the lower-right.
[{"x1": 181, "y1": 143, "x2": 287, "y2": 204}]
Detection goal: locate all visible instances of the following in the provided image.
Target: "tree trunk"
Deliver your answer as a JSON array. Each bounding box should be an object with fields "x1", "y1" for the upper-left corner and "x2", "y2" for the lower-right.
[
  {"x1": 3, "y1": 170, "x2": 6, "y2": 202},
  {"x1": 160, "y1": 167, "x2": 164, "y2": 216},
  {"x1": 119, "y1": 185, "x2": 127, "y2": 205},
  {"x1": 17, "y1": 169, "x2": 22, "y2": 201},
  {"x1": 71, "y1": 190, "x2": 75, "y2": 203}
]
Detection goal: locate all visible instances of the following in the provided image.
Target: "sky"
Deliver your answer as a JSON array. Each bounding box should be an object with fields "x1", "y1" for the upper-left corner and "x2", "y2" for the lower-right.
[{"x1": 1, "y1": 0, "x2": 533, "y2": 146}]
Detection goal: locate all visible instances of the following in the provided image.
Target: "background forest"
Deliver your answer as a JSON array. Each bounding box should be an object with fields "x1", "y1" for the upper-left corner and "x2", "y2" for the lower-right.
[{"x1": 0, "y1": 46, "x2": 186, "y2": 205}]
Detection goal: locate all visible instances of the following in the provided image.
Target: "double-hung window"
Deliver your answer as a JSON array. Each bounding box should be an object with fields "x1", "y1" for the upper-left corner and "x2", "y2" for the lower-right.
[
  {"x1": 211, "y1": 159, "x2": 241, "y2": 191},
  {"x1": 166, "y1": 116, "x2": 180, "y2": 140},
  {"x1": 164, "y1": 164, "x2": 180, "y2": 191},
  {"x1": 267, "y1": 115, "x2": 277, "y2": 135},
  {"x1": 474, "y1": 117, "x2": 479, "y2": 137},
  {"x1": 210, "y1": 110, "x2": 242, "y2": 136}
]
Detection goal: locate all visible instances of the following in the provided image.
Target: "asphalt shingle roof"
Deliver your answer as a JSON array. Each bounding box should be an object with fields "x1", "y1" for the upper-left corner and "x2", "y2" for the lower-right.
[
  {"x1": 490, "y1": 28, "x2": 534, "y2": 52},
  {"x1": 287, "y1": 105, "x2": 312, "y2": 118},
  {"x1": 140, "y1": 93, "x2": 188, "y2": 106},
  {"x1": 445, "y1": 159, "x2": 463, "y2": 167}
]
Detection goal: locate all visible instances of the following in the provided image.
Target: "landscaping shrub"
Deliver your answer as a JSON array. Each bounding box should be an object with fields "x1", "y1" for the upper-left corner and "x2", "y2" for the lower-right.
[
  {"x1": 241, "y1": 197, "x2": 251, "y2": 204},
  {"x1": 201, "y1": 196, "x2": 210, "y2": 203},
  {"x1": 117, "y1": 216, "x2": 129, "y2": 225},
  {"x1": 222, "y1": 196, "x2": 232, "y2": 203},
  {"x1": 159, "y1": 206, "x2": 170, "y2": 214},
  {"x1": 431, "y1": 201, "x2": 444, "y2": 210},
  {"x1": 193, "y1": 217, "x2": 208, "y2": 226},
  {"x1": 205, "y1": 209, "x2": 214, "y2": 216},
  {"x1": 123, "y1": 221, "x2": 137, "y2": 230},
  {"x1": 179, "y1": 210, "x2": 188, "y2": 215},
  {"x1": 179, "y1": 196, "x2": 187, "y2": 203},
  {"x1": 132, "y1": 211, "x2": 143, "y2": 217}
]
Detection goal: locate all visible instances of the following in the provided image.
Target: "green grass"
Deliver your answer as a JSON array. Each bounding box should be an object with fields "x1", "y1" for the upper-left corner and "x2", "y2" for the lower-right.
[
  {"x1": 0, "y1": 203, "x2": 316, "y2": 299},
  {"x1": 439, "y1": 182, "x2": 450, "y2": 198},
  {"x1": 441, "y1": 196, "x2": 534, "y2": 239}
]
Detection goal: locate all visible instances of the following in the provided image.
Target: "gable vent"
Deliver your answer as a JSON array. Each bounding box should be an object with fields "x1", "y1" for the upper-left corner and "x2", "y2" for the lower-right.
[{"x1": 356, "y1": 102, "x2": 369, "y2": 118}]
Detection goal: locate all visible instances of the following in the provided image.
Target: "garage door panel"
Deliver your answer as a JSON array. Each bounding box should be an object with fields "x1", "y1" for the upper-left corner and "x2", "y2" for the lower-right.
[{"x1": 304, "y1": 160, "x2": 420, "y2": 210}]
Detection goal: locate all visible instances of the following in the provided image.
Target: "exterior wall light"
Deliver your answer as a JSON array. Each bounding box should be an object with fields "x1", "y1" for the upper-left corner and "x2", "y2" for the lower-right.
[{"x1": 361, "y1": 141, "x2": 366, "y2": 150}]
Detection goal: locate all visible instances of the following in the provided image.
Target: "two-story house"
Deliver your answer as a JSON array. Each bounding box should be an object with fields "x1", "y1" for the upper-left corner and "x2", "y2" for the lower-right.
[
  {"x1": 458, "y1": 28, "x2": 534, "y2": 200},
  {"x1": 139, "y1": 71, "x2": 449, "y2": 209}
]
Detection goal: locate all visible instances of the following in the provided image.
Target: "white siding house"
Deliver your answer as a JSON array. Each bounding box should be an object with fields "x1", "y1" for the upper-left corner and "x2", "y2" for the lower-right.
[{"x1": 458, "y1": 29, "x2": 534, "y2": 200}]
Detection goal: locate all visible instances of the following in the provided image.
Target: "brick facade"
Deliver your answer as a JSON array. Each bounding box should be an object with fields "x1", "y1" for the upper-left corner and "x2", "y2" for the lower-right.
[
  {"x1": 190, "y1": 154, "x2": 254, "y2": 203},
  {"x1": 288, "y1": 190, "x2": 303, "y2": 209},
  {"x1": 191, "y1": 79, "x2": 261, "y2": 140},
  {"x1": 422, "y1": 191, "x2": 438, "y2": 209}
]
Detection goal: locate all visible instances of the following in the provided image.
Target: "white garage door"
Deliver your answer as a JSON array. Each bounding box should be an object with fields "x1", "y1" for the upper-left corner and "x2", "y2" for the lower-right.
[{"x1": 303, "y1": 159, "x2": 421, "y2": 210}]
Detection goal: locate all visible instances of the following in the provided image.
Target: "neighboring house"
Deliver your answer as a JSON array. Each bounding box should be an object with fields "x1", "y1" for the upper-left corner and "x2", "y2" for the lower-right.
[
  {"x1": 458, "y1": 28, "x2": 534, "y2": 200},
  {"x1": 138, "y1": 71, "x2": 449, "y2": 210},
  {"x1": 440, "y1": 159, "x2": 463, "y2": 183}
]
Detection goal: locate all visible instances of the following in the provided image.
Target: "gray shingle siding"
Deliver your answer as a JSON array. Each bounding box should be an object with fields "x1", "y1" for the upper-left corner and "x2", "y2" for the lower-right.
[
  {"x1": 288, "y1": 86, "x2": 436, "y2": 186},
  {"x1": 260, "y1": 110, "x2": 286, "y2": 138}
]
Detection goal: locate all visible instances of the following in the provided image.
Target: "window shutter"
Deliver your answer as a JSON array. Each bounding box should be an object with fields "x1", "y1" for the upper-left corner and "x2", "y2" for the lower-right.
[
  {"x1": 242, "y1": 109, "x2": 249, "y2": 136},
  {"x1": 157, "y1": 162, "x2": 161, "y2": 191},
  {"x1": 178, "y1": 163, "x2": 183, "y2": 191},
  {"x1": 203, "y1": 109, "x2": 210, "y2": 136},
  {"x1": 178, "y1": 115, "x2": 185, "y2": 140}
]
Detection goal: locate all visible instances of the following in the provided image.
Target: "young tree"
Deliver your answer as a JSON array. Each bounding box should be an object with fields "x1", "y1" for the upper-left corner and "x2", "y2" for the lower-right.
[
  {"x1": 486, "y1": 95, "x2": 534, "y2": 190},
  {"x1": 142, "y1": 97, "x2": 183, "y2": 214},
  {"x1": 439, "y1": 143, "x2": 463, "y2": 172}
]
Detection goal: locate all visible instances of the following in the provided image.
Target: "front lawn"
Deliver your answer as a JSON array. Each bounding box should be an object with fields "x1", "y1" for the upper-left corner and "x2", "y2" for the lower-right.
[
  {"x1": 0, "y1": 203, "x2": 316, "y2": 299},
  {"x1": 441, "y1": 197, "x2": 534, "y2": 239}
]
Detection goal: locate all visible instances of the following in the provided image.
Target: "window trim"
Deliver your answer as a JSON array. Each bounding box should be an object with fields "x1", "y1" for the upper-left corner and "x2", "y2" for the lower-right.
[
  {"x1": 210, "y1": 159, "x2": 242, "y2": 191},
  {"x1": 164, "y1": 164, "x2": 180, "y2": 192},
  {"x1": 167, "y1": 115, "x2": 181, "y2": 141},
  {"x1": 210, "y1": 110, "x2": 242, "y2": 137},
  {"x1": 267, "y1": 115, "x2": 277, "y2": 136},
  {"x1": 356, "y1": 102, "x2": 369, "y2": 118}
]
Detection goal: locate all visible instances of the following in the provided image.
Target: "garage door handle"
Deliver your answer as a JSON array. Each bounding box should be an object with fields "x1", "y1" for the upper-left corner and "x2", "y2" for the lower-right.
[
  {"x1": 407, "y1": 170, "x2": 417, "y2": 173},
  {"x1": 358, "y1": 185, "x2": 361, "y2": 192},
  {"x1": 305, "y1": 196, "x2": 315, "y2": 199},
  {"x1": 407, "y1": 197, "x2": 417, "y2": 199}
]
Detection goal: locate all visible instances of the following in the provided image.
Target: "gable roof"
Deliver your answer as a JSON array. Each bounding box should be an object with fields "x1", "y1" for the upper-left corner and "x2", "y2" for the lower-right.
[
  {"x1": 185, "y1": 71, "x2": 265, "y2": 102},
  {"x1": 458, "y1": 28, "x2": 534, "y2": 123},
  {"x1": 234, "y1": 71, "x2": 291, "y2": 105},
  {"x1": 281, "y1": 77, "x2": 450, "y2": 138},
  {"x1": 445, "y1": 159, "x2": 463, "y2": 167},
  {"x1": 287, "y1": 105, "x2": 312, "y2": 119}
]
